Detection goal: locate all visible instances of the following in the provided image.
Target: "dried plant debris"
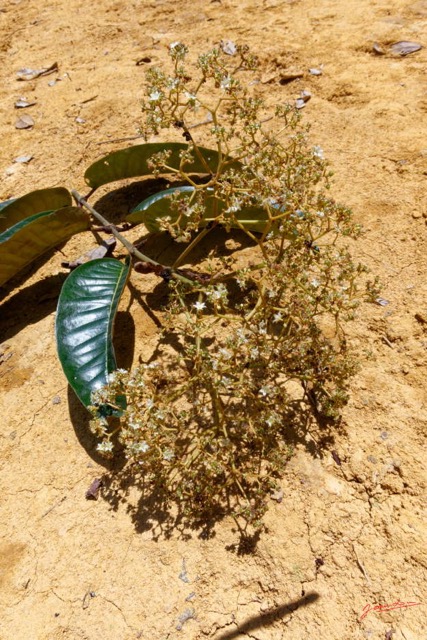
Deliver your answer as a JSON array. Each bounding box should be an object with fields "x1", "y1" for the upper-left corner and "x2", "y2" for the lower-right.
[
  {"x1": 85, "y1": 478, "x2": 103, "y2": 500},
  {"x1": 220, "y1": 39, "x2": 237, "y2": 56},
  {"x1": 372, "y1": 42, "x2": 386, "y2": 55},
  {"x1": 14, "y1": 98, "x2": 36, "y2": 108},
  {"x1": 176, "y1": 608, "x2": 196, "y2": 631},
  {"x1": 15, "y1": 115, "x2": 34, "y2": 129},
  {"x1": 16, "y1": 62, "x2": 58, "y2": 81},
  {"x1": 61, "y1": 237, "x2": 116, "y2": 270},
  {"x1": 296, "y1": 89, "x2": 311, "y2": 109},
  {"x1": 389, "y1": 41, "x2": 422, "y2": 56},
  {"x1": 14, "y1": 155, "x2": 33, "y2": 164},
  {"x1": 372, "y1": 41, "x2": 422, "y2": 56}
]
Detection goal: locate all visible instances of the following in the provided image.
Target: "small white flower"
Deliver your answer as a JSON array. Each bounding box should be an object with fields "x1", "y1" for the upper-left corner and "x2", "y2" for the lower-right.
[
  {"x1": 135, "y1": 441, "x2": 149, "y2": 453},
  {"x1": 193, "y1": 301, "x2": 206, "y2": 312},
  {"x1": 163, "y1": 449, "x2": 174, "y2": 461},
  {"x1": 107, "y1": 372, "x2": 117, "y2": 383},
  {"x1": 219, "y1": 348, "x2": 232, "y2": 360},
  {"x1": 97, "y1": 440, "x2": 113, "y2": 453},
  {"x1": 273, "y1": 312, "x2": 283, "y2": 322},
  {"x1": 148, "y1": 90, "x2": 162, "y2": 102},
  {"x1": 313, "y1": 145, "x2": 324, "y2": 159},
  {"x1": 259, "y1": 385, "x2": 270, "y2": 397},
  {"x1": 250, "y1": 347, "x2": 259, "y2": 359},
  {"x1": 146, "y1": 398, "x2": 155, "y2": 410},
  {"x1": 236, "y1": 328, "x2": 247, "y2": 343},
  {"x1": 311, "y1": 278, "x2": 320, "y2": 288},
  {"x1": 220, "y1": 75, "x2": 232, "y2": 90}
]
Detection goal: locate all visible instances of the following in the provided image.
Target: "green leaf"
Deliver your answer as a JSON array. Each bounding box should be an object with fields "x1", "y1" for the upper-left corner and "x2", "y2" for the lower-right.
[
  {"x1": 0, "y1": 187, "x2": 71, "y2": 233},
  {"x1": 0, "y1": 206, "x2": 90, "y2": 287},
  {"x1": 126, "y1": 186, "x2": 272, "y2": 234},
  {"x1": 84, "y1": 143, "x2": 231, "y2": 190},
  {"x1": 56, "y1": 257, "x2": 131, "y2": 410},
  {"x1": 0, "y1": 198, "x2": 16, "y2": 213}
]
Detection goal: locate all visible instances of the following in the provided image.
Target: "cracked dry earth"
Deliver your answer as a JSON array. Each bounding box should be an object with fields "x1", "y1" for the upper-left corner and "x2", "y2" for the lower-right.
[{"x1": 1, "y1": 0, "x2": 426, "y2": 639}]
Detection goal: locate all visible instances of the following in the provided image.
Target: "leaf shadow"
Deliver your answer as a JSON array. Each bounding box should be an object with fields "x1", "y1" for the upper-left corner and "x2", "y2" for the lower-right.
[{"x1": 0, "y1": 271, "x2": 66, "y2": 342}]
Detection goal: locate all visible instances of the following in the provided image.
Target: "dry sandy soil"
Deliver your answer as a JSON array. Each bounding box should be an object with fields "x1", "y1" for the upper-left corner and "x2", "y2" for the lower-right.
[{"x1": 1, "y1": 0, "x2": 426, "y2": 639}]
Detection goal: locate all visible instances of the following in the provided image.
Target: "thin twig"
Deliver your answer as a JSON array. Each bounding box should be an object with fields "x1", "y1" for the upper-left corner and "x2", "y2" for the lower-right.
[
  {"x1": 71, "y1": 190, "x2": 196, "y2": 286},
  {"x1": 96, "y1": 134, "x2": 144, "y2": 145},
  {"x1": 352, "y1": 543, "x2": 370, "y2": 583}
]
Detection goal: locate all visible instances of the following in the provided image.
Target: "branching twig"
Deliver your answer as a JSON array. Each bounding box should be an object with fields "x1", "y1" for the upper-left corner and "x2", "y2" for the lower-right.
[{"x1": 71, "y1": 190, "x2": 197, "y2": 286}]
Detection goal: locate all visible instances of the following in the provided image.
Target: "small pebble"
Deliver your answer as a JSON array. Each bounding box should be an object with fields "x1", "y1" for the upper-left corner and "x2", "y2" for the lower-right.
[
  {"x1": 309, "y1": 67, "x2": 322, "y2": 75},
  {"x1": 52, "y1": 396, "x2": 61, "y2": 405}
]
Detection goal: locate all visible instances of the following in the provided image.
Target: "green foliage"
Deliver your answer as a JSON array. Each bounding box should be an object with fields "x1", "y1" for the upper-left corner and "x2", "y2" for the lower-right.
[
  {"x1": 55, "y1": 257, "x2": 130, "y2": 414},
  {"x1": 0, "y1": 187, "x2": 71, "y2": 233},
  {"x1": 87, "y1": 43, "x2": 370, "y2": 529},
  {"x1": 0, "y1": 43, "x2": 378, "y2": 532},
  {"x1": 84, "y1": 142, "x2": 235, "y2": 190},
  {"x1": 0, "y1": 204, "x2": 89, "y2": 287},
  {"x1": 127, "y1": 185, "x2": 272, "y2": 234}
]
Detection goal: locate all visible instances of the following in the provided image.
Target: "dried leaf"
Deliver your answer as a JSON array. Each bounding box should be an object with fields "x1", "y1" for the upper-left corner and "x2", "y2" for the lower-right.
[
  {"x1": 61, "y1": 237, "x2": 116, "y2": 269},
  {"x1": 389, "y1": 41, "x2": 422, "y2": 56},
  {"x1": 85, "y1": 478, "x2": 103, "y2": 500},
  {"x1": 15, "y1": 115, "x2": 34, "y2": 129},
  {"x1": 14, "y1": 98, "x2": 36, "y2": 108},
  {"x1": 16, "y1": 62, "x2": 58, "y2": 81},
  {"x1": 309, "y1": 67, "x2": 323, "y2": 75},
  {"x1": 375, "y1": 297, "x2": 389, "y2": 306},
  {"x1": 372, "y1": 42, "x2": 386, "y2": 55},
  {"x1": 331, "y1": 450, "x2": 342, "y2": 466},
  {"x1": 14, "y1": 155, "x2": 33, "y2": 164},
  {"x1": 295, "y1": 91, "x2": 311, "y2": 110},
  {"x1": 220, "y1": 40, "x2": 237, "y2": 56}
]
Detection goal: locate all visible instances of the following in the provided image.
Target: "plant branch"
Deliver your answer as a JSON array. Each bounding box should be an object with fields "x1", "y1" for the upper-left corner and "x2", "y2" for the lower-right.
[{"x1": 71, "y1": 190, "x2": 197, "y2": 286}]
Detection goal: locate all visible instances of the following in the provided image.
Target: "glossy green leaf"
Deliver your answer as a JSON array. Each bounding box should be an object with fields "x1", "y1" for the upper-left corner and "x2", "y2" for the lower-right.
[
  {"x1": 0, "y1": 187, "x2": 71, "y2": 233},
  {"x1": 0, "y1": 206, "x2": 90, "y2": 287},
  {"x1": 126, "y1": 186, "x2": 272, "y2": 234},
  {"x1": 0, "y1": 198, "x2": 16, "y2": 213},
  {"x1": 56, "y1": 258, "x2": 131, "y2": 410},
  {"x1": 84, "y1": 143, "x2": 233, "y2": 190}
]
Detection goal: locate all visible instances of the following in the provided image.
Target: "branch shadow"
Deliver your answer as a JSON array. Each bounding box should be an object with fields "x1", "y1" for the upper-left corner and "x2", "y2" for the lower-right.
[{"x1": 214, "y1": 592, "x2": 320, "y2": 640}]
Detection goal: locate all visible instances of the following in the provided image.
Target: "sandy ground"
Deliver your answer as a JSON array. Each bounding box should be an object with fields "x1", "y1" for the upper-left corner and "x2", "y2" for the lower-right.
[{"x1": 1, "y1": 0, "x2": 426, "y2": 639}]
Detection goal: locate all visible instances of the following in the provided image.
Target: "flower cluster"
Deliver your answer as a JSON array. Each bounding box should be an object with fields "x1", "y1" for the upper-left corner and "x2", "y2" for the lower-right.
[{"x1": 90, "y1": 44, "x2": 372, "y2": 529}]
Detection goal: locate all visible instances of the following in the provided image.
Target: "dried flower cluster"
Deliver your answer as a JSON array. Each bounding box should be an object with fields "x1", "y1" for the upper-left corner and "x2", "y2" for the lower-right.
[{"x1": 89, "y1": 43, "x2": 375, "y2": 528}]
